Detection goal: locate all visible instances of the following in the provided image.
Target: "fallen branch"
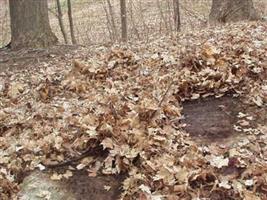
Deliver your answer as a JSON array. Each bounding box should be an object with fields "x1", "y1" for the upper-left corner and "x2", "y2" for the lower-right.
[{"x1": 42, "y1": 143, "x2": 106, "y2": 169}]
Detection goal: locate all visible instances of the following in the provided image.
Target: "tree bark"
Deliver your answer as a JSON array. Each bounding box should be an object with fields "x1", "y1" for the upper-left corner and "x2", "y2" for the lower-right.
[
  {"x1": 209, "y1": 0, "x2": 260, "y2": 24},
  {"x1": 9, "y1": 0, "x2": 58, "y2": 49},
  {"x1": 56, "y1": 0, "x2": 68, "y2": 44},
  {"x1": 67, "y1": 0, "x2": 77, "y2": 44},
  {"x1": 106, "y1": 0, "x2": 118, "y2": 41},
  {"x1": 173, "y1": 0, "x2": 181, "y2": 31},
  {"x1": 120, "y1": 0, "x2": 127, "y2": 42}
]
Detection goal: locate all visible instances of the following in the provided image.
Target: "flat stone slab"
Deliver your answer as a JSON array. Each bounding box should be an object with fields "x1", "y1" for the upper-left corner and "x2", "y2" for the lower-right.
[
  {"x1": 18, "y1": 170, "x2": 122, "y2": 200},
  {"x1": 18, "y1": 171, "x2": 75, "y2": 200}
]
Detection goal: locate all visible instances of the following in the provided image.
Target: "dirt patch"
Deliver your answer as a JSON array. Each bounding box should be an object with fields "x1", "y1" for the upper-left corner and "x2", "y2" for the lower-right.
[
  {"x1": 182, "y1": 95, "x2": 267, "y2": 144},
  {"x1": 182, "y1": 95, "x2": 238, "y2": 142},
  {"x1": 64, "y1": 170, "x2": 123, "y2": 200}
]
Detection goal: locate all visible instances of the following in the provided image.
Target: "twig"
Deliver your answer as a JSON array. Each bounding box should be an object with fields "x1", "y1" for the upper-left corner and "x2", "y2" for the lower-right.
[{"x1": 150, "y1": 81, "x2": 174, "y2": 120}]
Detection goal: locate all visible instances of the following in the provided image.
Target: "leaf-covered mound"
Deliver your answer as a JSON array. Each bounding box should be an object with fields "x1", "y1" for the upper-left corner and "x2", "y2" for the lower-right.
[{"x1": 0, "y1": 22, "x2": 267, "y2": 199}]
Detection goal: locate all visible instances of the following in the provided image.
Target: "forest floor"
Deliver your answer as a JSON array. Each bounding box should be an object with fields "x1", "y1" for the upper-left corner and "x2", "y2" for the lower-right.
[
  {"x1": 0, "y1": 21, "x2": 267, "y2": 200},
  {"x1": 1, "y1": 0, "x2": 266, "y2": 46}
]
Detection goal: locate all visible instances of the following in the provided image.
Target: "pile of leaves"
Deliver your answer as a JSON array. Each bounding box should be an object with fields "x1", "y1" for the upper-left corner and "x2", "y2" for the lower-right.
[{"x1": 0, "y1": 22, "x2": 267, "y2": 199}]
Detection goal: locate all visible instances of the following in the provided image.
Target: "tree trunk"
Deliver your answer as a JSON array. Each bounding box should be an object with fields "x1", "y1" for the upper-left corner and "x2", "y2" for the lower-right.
[
  {"x1": 173, "y1": 0, "x2": 181, "y2": 31},
  {"x1": 102, "y1": 0, "x2": 114, "y2": 41},
  {"x1": 106, "y1": 0, "x2": 118, "y2": 41},
  {"x1": 120, "y1": 0, "x2": 127, "y2": 42},
  {"x1": 209, "y1": 0, "x2": 260, "y2": 24},
  {"x1": 129, "y1": 0, "x2": 140, "y2": 40},
  {"x1": 67, "y1": 0, "x2": 77, "y2": 44},
  {"x1": 157, "y1": 0, "x2": 168, "y2": 33},
  {"x1": 56, "y1": 0, "x2": 68, "y2": 44},
  {"x1": 9, "y1": 0, "x2": 58, "y2": 49}
]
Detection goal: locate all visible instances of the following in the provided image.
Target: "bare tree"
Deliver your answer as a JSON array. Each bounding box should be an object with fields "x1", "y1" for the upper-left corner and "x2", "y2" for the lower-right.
[
  {"x1": 106, "y1": 0, "x2": 118, "y2": 41},
  {"x1": 9, "y1": 0, "x2": 57, "y2": 49},
  {"x1": 209, "y1": 0, "x2": 260, "y2": 24},
  {"x1": 120, "y1": 0, "x2": 127, "y2": 42},
  {"x1": 129, "y1": 0, "x2": 140, "y2": 40},
  {"x1": 173, "y1": 0, "x2": 181, "y2": 31},
  {"x1": 157, "y1": 0, "x2": 169, "y2": 33},
  {"x1": 166, "y1": 0, "x2": 173, "y2": 32},
  {"x1": 0, "y1": 0, "x2": 9, "y2": 47},
  {"x1": 67, "y1": 0, "x2": 77, "y2": 44},
  {"x1": 56, "y1": 0, "x2": 68, "y2": 44},
  {"x1": 102, "y1": 0, "x2": 114, "y2": 41}
]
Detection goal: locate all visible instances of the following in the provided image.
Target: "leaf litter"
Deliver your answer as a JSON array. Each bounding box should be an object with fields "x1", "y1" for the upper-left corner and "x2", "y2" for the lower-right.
[{"x1": 0, "y1": 22, "x2": 267, "y2": 199}]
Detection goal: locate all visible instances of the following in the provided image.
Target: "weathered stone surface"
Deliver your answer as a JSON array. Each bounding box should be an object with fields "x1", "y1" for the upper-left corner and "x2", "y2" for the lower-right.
[{"x1": 18, "y1": 171, "x2": 75, "y2": 200}]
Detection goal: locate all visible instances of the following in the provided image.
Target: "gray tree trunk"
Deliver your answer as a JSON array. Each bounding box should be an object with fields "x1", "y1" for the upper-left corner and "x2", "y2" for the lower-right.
[
  {"x1": 9, "y1": 0, "x2": 58, "y2": 49},
  {"x1": 106, "y1": 0, "x2": 118, "y2": 41},
  {"x1": 173, "y1": 0, "x2": 181, "y2": 31},
  {"x1": 56, "y1": 0, "x2": 68, "y2": 44},
  {"x1": 67, "y1": 0, "x2": 77, "y2": 44},
  {"x1": 120, "y1": 0, "x2": 127, "y2": 42},
  {"x1": 209, "y1": 0, "x2": 260, "y2": 24}
]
